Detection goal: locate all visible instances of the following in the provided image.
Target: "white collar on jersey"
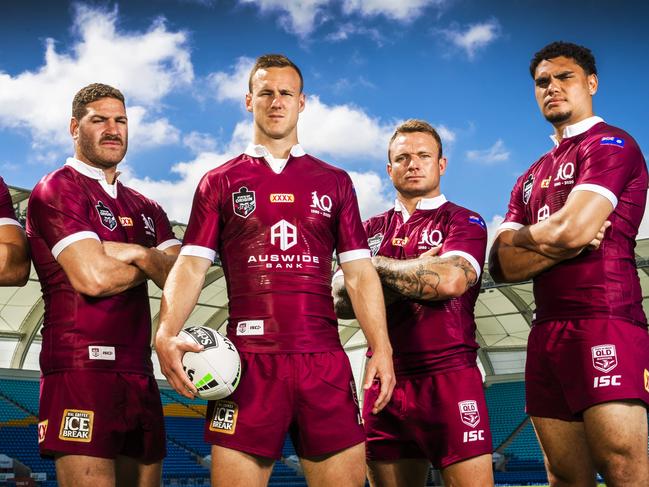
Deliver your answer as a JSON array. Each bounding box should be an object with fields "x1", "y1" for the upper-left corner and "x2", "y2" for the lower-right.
[
  {"x1": 394, "y1": 194, "x2": 447, "y2": 222},
  {"x1": 549, "y1": 116, "x2": 604, "y2": 146},
  {"x1": 244, "y1": 143, "x2": 306, "y2": 174},
  {"x1": 64, "y1": 157, "x2": 120, "y2": 199}
]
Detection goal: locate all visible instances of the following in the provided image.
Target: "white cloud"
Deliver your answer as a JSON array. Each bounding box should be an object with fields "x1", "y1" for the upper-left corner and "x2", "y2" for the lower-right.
[
  {"x1": 299, "y1": 95, "x2": 394, "y2": 161},
  {"x1": 0, "y1": 4, "x2": 192, "y2": 151},
  {"x1": 208, "y1": 57, "x2": 254, "y2": 103},
  {"x1": 348, "y1": 170, "x2": 393, "y2": 219},
  {"x1": 485, "y1": 214, "x2": 504, "y2": 258},
  {"x1": 466, "y1": 139, "x2": 510, "y2": 164},
  {"x1": 183, "y1": 132, "x2": 218, "y2": 154},
  {"x1": 238, "y1": 0, "x2": 330, "y2": 37},
  {"x1": 325, "y1": 23, "x2": 384, "y2": 44},
  {"x1": 342, "y1": 0, "x2": 446, "y2": 21},
  {"x1": 437, "y1": 19, "x2": 501, "y2": 59}
]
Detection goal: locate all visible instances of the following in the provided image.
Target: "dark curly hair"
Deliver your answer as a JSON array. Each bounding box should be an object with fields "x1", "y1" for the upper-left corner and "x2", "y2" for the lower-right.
[
  {"x1": 530, "y1": 41, "x2": 597, "y2": 78},
  {"x1": 72, "y1": 83, "x2": 125, "y2": 120}
]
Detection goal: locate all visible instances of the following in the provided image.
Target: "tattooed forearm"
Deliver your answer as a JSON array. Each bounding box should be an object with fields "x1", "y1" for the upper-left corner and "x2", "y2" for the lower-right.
[{"x1": 373, "y1": 254, "x2": 477, "y2": 301}]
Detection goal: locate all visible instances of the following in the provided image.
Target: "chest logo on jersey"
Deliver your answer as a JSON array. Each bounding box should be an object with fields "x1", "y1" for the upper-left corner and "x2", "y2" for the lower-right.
[
  {"x1": 310, "y1": 191, "x2": 332, "y2": 218},
  {"x1": 522, "y1": 175, "x2": 534, "y2": 205},
  {"x1": 270, "y1": 193, "x2": 294, "y2": 203},
  {"x1": 368, "y1": 233, "x2": 384, "y2": 256},
  {"x1": 554, "y1": 162, "x2": 575, "y2": 187},
  {"x1": 418, "y1": 229, "x2": 443, "y2": 248},
  {"x1": 391, "y1": 237, "x2": 409, "y2": 247},
  {"x1": 209, "y1": 400, "x2": 238, "y2": 435},
  {"x1": 591, "y1": 344, "x2": 618, "y2": 373},
  {"x1": 59, "y1": 409, "x2": 94, "y2": 443},
  {"x1": 118, "y1": 216, "x2": 133, "y2": 227},
  {"x1": 270, "y1": 219, "x2": 297, "y2": 251},
  {"x1": 540, "y1": 176, "x2": 552, "y2": 189},
  {"x1": 95, "y1": 201, "x2": 117, "y2": 231},
  {"x1": 458, "y1": 400, "x2": 480, "y2": 428},
  {"x1": 141, "y1": 214, "x2": 156, "y2": 237},
  {"x1": 232, "y1": 187, "x2": 256, "y2": 218}
]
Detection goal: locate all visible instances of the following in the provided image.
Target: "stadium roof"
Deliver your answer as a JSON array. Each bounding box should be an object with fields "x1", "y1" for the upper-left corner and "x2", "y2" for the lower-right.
[{"x1": 2, "y1": 186, "x2": 649, "y2": 384}]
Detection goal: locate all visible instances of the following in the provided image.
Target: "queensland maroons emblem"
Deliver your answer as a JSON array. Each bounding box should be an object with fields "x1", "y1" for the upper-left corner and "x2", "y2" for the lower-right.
[
  {"x1": 95, "y1": 201, "x2": 117, "y2": 231},
  {"x1": 458, "y1": 400, "x2": 480, "y2": 428},
  {"x1": 232, "y1": 187, "x2": 256, "y2": 218},
  {"x1": 591, "y1": 344, "x2": 618, "y2": 373}
]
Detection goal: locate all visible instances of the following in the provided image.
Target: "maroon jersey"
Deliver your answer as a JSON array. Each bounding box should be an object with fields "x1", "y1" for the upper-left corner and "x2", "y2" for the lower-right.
[
  {"x1": 501, "y1": 117, "x2": 648, "y2": 325},
  {"x1": 0, "y1": 176, "x2": 21, "y2": 225},
  {"x1": 181, "y1": 144, "x2": 370, "y2": 353},
  {"x1": 364, "y1": 195, "x2": 487, "y2": 376},
  {"x1": 26, "y1": 158, "x2": 180, "y2": 375}
]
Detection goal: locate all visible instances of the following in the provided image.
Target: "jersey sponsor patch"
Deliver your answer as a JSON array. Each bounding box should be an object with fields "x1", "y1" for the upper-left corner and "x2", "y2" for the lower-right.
[
  {"x1": 270, "y1": 220, "x2": 298, "y2": 251},
  {"x1": 600, "y1": 136, "x2": 625, "y2": 147},
  {"x1": 645, "y1": 369, "x2": 649, "y2": 394},
  {"x1": 209, "y1": 400, "x2": 238, "y2": 435},
  {"x1": 270, "y1": 193, "x2": 294, "y2": 203},
  {"x1": 88, "y1": 345, "x2": 115, "y2": 361},
  {"x1": 367, "y1": 233, "x2": 384, "y2": 256},
  {"x1": 391, "y1": 237, "x2": 409, "y2": 247},
  {"x1": 119, "y1": 216, "x2": 133, "y2": 226},
  {"x1": 237, "y1": 320, "x2": 264, "y2": 336},
  {"x1": 38, "y1": 420, "x2": 48, "y2": 444},
  {"x1": 523, "y1": 174, "x2": 534, "y2": 205},
  {"x1": 540, "y1": 176, "x2": 552, "y2": 188},
  {"x1": 310, "y1": 191, "x2": 332, "y2": 217},
  {"x1": 232, "y1": 187, "x2": 256, "y2": 218},
  {"x1": 591, "y1": 344, "x2": 618, "y2": 373},
  {"x1": 95, "y1": 201, "x2": 117, "y2": 231},
  {"x1": 59, "y1": 409, "x2": 94, "y2": 442},
  {"x1": 458, "y1": 400, "x2": 480, "y2": 428}
]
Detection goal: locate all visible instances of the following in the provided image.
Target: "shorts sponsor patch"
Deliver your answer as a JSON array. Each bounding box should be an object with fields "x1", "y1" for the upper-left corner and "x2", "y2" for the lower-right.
[
  {"x1": 59, "y1": 409, "x2": 94, "y2": 442},
  {"x1": 600, "y1": 136, "x2": 625, "y2": 147},
  {"x1": 591, "y1": 344, "x2": 618, "y2": 373},
  {"x1": 88, "y1": 345, "x2": 115, "y2": 361},
  {"x1": 458, "y1": 400, "x2": 480, "y2": 428},
  {"x1": 38, "y1": 420, "x2": 48, "y2": 444},
  {"x1": 644, "y1": 369, "x2": 649, "y2": 394},
  {"x1": 237, "y1": 320, "x2": 264, "y2": 336},
  {"x1": 209, "y1": 400, "x2": 238, "y2": 435}
]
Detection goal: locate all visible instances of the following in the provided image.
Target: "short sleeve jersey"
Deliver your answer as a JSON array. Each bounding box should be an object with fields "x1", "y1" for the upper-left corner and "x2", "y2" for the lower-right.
[
  {"x1": 26, "y1": 159, "x2": 180, "y2": 375},
  {"x1": 364, "y1": 195, "x2": 487, "y2": 376},
  {"x1": 181, "y1": 145, "x2": 370, "y2": 353},
  {"x1": 501, "y1": 118, "x2": 648, "y2": 325},
  {"x1": 0, "y1": 177, "x2": 21, "y2": 225}
]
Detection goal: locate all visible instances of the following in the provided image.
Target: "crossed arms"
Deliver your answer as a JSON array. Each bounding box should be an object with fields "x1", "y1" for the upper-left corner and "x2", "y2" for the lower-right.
[{"x1": 488, "y1": 190, "x2": 613, "y2": 283}]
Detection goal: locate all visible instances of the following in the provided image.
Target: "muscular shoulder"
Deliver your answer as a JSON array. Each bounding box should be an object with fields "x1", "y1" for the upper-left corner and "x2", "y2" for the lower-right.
[
  {"x1": 439, "y1": 201, "x2": 487, "y2": 230},
  {"x1": 30, "y1": 166, "x2": 80, "y2": 202},
  {"x1": 364, "y1": 209, "x2": 395, "y2": 234}
]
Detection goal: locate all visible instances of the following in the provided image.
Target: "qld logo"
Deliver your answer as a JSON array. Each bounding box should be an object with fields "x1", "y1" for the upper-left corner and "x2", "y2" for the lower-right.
[
  {"x1": 232, "y1": 187, "x2": 256, "y2": 218},
  {"x1": 458, "y1": 400, "x2": 480, "y2": 428},
  {"x1": 591, "y1": 344, "x2": 618, "y2": 373},
  {"x1": 417, "y1": 229, "x2": 443, "y2": 247}
]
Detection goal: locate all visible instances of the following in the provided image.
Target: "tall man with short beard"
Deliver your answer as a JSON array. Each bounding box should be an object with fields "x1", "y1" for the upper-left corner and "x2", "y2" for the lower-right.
[
  {"x1": 28, "y1": 83, "x2": 181, "y2": 487},
  {"x1": 333, "y1": 120, "x2": 493, "y2": 487},
  {"x1": 155, "y1": 54, "x2": 395, "y2": 487},
  {"x1": 490, "y1": 42, "x2": 649, "y2": 486}
]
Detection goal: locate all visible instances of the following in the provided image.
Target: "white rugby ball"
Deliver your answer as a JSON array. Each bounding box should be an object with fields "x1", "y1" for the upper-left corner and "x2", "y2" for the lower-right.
[{"x1": 179, "y1": 326, "x2": 241, "y2": 400}]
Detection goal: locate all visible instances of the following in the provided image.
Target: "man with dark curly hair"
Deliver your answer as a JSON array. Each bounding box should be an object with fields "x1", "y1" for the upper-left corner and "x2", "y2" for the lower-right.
[{"x1": 490, "y1": 41, "x2": 649, "y2": 485}]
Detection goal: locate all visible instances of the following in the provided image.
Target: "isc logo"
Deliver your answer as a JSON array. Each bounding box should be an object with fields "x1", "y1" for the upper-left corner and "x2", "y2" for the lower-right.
[
  {"x1": 593, "y1": 375, "x2": 622, "y2": 388},
  {"x1": 463, "y1": 430, "x2": 485, "y2": 443}
]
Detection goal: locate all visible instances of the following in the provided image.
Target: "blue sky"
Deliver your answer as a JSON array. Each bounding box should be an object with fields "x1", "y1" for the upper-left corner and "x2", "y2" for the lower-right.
[{"x1": 1, "y1": 0, "x2": 648, "y2": 241}]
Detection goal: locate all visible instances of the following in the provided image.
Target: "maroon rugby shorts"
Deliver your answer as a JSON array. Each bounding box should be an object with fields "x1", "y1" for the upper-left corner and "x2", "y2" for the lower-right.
[
  {"x1": 363, "y1": 366, "x2": 492, "y2": 468},
  {"x1": 39, "y1": 371, "x2": 165, "y2": 462},
  {"x1": 526, "y1": 318, "x2": 649, "y2": 420},
  {"x1": 204, "y1": 350, "x2": 365, "y2": 459}
]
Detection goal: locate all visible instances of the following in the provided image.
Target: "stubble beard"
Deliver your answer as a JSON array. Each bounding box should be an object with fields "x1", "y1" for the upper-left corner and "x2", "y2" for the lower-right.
[
  {"x1": 78, "y1": 135, "x2": 126, "y2": 169},
  {"x1": 544, "y1": 109, "x2": 572, "y2": 125}
]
